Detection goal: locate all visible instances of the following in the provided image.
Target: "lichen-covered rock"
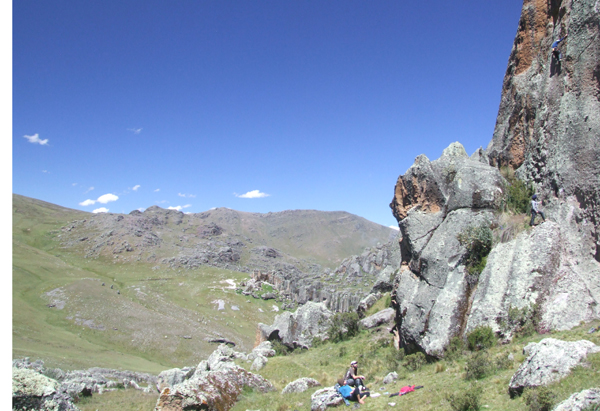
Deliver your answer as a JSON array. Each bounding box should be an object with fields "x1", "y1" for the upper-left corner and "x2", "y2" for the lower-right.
[
  {"x1": 310, "y1": 386, "x2": 345, "y2": 411},
  {"x1": 250, "y1": 355, "x2": 267, "y2": 371},
  {"x1": 553, "y1": 388, "x2": 600, "y2": 411},
  {"x1": 12, "y1": 367, "x2": 79, "y2": 411},
  {"x1": 508, "y1": 338, "x2": 600, "y2": 397},
  {"x1": 258, "y1": 301, "x2": 333, "y2": 349},
  {"x1": 155, "y1": 344, "x2": 274, "y2": 411},
  {"x1": 281, "y1": 377, "x2": 321, "y2": 394},
  {"x1": 156, "y1": 367, "x2": 195, "y2": 391},
  {"x1": 359, "y1": 308, "x2": 395, "y2": 329}
]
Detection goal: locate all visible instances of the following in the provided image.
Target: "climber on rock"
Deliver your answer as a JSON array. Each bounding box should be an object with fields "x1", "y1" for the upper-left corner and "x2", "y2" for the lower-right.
[
  {"x1": 552, "y1": 34, "x2": 567, "y2": 62},
  {"x1": 530, "y1": 194, "x2": 547, "y2": 226}
]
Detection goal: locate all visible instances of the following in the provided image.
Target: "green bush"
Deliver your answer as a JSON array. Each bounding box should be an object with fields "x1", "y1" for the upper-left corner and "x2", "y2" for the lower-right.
[
  {"x1": 402, "y1": 352, "x2": 426, "y2": 371},
  {"x1": 500, "y1": 167, "x2": 535, "y2": 214},
  {"x1": 445, "y1": 336, "x2": 466, "y2": 362},
  {"x1": 384, "y1": 346, "x2": 405, "y2": 371},
  {"x1": 457, "y1": 223, "x2": 493, "y2": 276},
  {"x1": 327, "y1": 312, "x2": 360, "y2": 343},
  {"x1": 465, "y1": 351, "x2": 491, "y2": 380},
  {"x1": 445, "y1": 384, "x2": 481, "y2": 411},
  {"x1": 271, "y1": 340, "x2": 292, "y2": 356},
  {"x1": 523, "y1": 386, "x2": 556, "y2": 411},
  {"x1": 494, "y1": 353, "x2": 514, "y2": 370},
  {"x1": 467, "y1": 326, "x2": 496, "y2": 351},
  {"x1": 499, "y1": 304, "x2": 541, "y2": 338}
]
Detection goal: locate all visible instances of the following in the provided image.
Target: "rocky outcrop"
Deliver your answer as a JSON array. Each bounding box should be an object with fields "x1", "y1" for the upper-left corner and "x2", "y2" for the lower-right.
[
  {"x1": 389, "y1": 142, "x2": 504, "y2": 356},
  {"x1": 508, "y1": 338, "x2": 600, "y2": 397},
  {"x1": 281, "y1": 377, "x2": 321, "y2": 394},
  {"x1": 487, "y1": 0, "x2": 600, "y2": 261},
  {"x1": 155, "y1": 344, "x2": 274, "y2": 411},
  {"x1": 258, "y1": 301, "x2": 333, "y2": 349},
  {"x1": 553, "y1": 388, "x2": 600, "y2": 411}
]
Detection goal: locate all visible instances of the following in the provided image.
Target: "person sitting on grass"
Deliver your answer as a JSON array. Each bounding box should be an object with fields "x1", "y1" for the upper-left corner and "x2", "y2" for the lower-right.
[
  {"x1": 338, "y1": 378, "x2": 369, "y2": 404},
  {"x1": 344, "y1": 360, "x2": 367, "y2": 390}
]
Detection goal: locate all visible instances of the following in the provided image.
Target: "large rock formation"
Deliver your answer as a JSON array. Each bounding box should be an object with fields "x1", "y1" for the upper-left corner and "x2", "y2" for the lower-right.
[
  {"x1": 388, "y1": 0, "x2": 600, "y2": 358},
  {"x1": 487, "y1": 0, "x2": 600, "y2": 261},
  {"x1": 257, "y1": 301, "x2": 333, "y2": 349}
]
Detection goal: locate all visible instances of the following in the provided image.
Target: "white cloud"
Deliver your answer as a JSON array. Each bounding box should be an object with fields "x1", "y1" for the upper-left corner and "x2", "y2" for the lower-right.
[
  {"x1": 97, "y1": 193, "x2": 119, "y2": 204},
  {"x1": 79, "y1": 193, "x2": 119, "y2": 207},
  {"x1": 42, "y1": 170, "x2": 48, "y2": 173},
  {"x1": 137, "y1": 208, "x2": 145, "y2": 212},
  {"x1": 127, "y1": 128, "x2": 142, "y2": 134},
  {"x1": 23, "y1": 133, "x2": 49, "y2": 145},
  {"x1": 72, "y1": 183, "x2": 77, "y2": 186},
  {"x1": 154, "y1": 189, "x2": 160, "y2": 192},
  {"x1": 178, "y1": 193, "x2": 196, "y2": 198},
  {"x1": 236, "y1": 190, "x2": 270, "y2": 199},
  {"x1": 168, "y1": 204, "x2": 192, "y2": 211},
  {"x1": 93, "y1": 207, "x2": 109, "y2": 213},
  {"x1": 389, "y1": 225, "x2": 400, "y2": 231},
  {"x1": 132, "y1": 185, "x2": 141, "y2": 191},
  {"x1": 85, "y1": 186, "x2": 94, "y2": 193}
]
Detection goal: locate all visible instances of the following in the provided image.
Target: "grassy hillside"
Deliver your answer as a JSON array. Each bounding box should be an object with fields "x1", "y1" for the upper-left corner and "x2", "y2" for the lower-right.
[{"x1": 12, "y1": 194, "x2": 395, "y2": 372}]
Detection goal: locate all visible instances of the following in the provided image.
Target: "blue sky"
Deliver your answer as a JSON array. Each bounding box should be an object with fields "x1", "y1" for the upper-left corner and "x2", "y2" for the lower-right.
[{"x1": 12, "y1": 0, "x2": 523, "y2": 228}]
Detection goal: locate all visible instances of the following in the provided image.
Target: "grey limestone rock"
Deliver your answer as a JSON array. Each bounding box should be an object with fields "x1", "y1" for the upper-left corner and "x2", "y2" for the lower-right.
[
  {"x1": 359, "y1": 308, "x2": 396, "y2": 329},
  {"x1": 383, "y1": 372, "x2": 399, "y2": 385},
  {"x1": 553, "y1": 388, "x2": 600, "y2": 411},
  {"x1": 508, "y1": 338, "x2": 600, "y2": 397},
  {"x1": 311, "y1": 386, "x2": 345, "y2": 411},
  {"x1": 12, "y1": 367, "x2": 80, "y2": 411},
  {"x1": 258, "y1": 301, "x2": 333, "y2": 349},
  {"x1": 281, "y1": 377, "x2": 321, "y2": 394},
  {"x1": 156, "y1": 367, "x2": 195, "y2": 391}
]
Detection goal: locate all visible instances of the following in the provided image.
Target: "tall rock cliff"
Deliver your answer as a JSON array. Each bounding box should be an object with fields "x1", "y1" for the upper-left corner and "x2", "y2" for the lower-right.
[
  {"x1": 487, "y1": 0, "x2": 600, "y2": 260},
  {"x1": 389, "y1": 0, "x2": 600, "y2": 358}
]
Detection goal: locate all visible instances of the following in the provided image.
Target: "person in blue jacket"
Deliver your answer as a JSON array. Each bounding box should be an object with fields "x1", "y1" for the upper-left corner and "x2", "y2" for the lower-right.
[
  {"x1": 552, "y1": 34, "x2": 567, "y2": 62},
  {"x1": 530, "y1": 194, "x2": 547, "y2": 226},
  {"x1": 337, "y1": 378, "x2": 369, "y2": 404}
]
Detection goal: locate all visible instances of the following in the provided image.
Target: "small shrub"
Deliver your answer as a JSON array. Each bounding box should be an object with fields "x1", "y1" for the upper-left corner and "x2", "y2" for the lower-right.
[
  {"x1": 499, "y1": 304, "x2": 541, "y2": 339},
  {"x1": 402, "y1": 352, "x2": 426, "y2": 371},
  {"x1": 500, "y1": 167, "x2": 535, "y2": 214},
  {"x1": 465, "y1": 351, "x2": 491, "y2": 380},
  {"x1": 467, "y1": 326, "x2": 496, "y2": 351},
  {"x1": 384, "y1": 346, "x2": 405, "y2": 371},
  {"x1": 328, "y1": 312, "x2": 360, "y2": 343},
  {"x1": 271, "y1": 340, "x2": 292, "y2": 356},
  {"x1": 338, "y1": 346, "x2": 347, "y2": 358},
  {"x1": 494, "y1": 354, "x2": 513, "y2": 370},
  {"x1": 457, "y1": 223, "x2": 493, "y2": 276},
  {"x1": 523, "y1": 386, "x2": 556, "y2": 411},
  {"x1": 384, "y1": 293, "x2": 392, "y2": 307},
  {"x1": 445, "y1": 384, "x2": 481, "y2": 411},
  {"x1": 445, "y1": 336, "x2": 466, "y2": 361},
  {"x1": 435, "y1": 362, "x2": 446, "y2": 373}
]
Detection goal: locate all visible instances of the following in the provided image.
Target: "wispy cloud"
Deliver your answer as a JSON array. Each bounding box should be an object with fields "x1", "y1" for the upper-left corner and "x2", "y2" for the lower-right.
[
  {"x1": 79, "y1": 193, "x2": 119, "y2": 207},
  {"x1": 42, "y1": 170, "x2": 49, "y2": 173},
  {"x1": 127, "y1": 128, "x2": 142, "y2": 134},
  {"x1": 93, "y1": 207, "x2": 109, "y2": 213},
  {"x1": 132, "y1": 185, "x2": 141, "y2": 191},
  {"x1": 389, "y1": 225, "x2": 399, "y2": 231},
  {"x1": 178, "y1": 193, "x2": 196, "y2": 198},
  {"x1": 154, "y1": 188, "x2": 160, "y2": 192},
  {"x1": 168, "y1": 204, "x2": 192, "y2": 212},
  {"x1": 235, "y1": 190, "x2": 270, "y2": 199},
  {"x1": 24, "y1": 133, "x2": 49, "y2": 145},
  {"x1": 84, "y1": 186, "x2": 94, "y2": 194}
]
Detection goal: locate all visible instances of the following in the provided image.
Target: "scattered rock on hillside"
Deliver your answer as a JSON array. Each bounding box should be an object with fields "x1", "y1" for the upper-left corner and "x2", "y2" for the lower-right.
[
  {"x1": 553, "y1": 388, "x2": 600, "y2": 411},
  {"x1": 258, "y1": 301, "x2": 333, "y2": 349},
  {"x1": 356, "y1": 293, "x2": 382, "y2": 317},
  {"x1": 282, "y1": 377, "x2": 321, "y2": 394},
  {"x1": 311, "y1": 386, "x2": 345, "y2": 411},
  {"x1": 383, "y1": 372, "x2": 398, "y2": 385},
  {"x1": 508, "y1": 338, "x2": 600, "y2": 397},
  {"x1": 359, "y1": 308, "x2": 395, "y2": 329},
  {"x1": 155, "y1": 344, "x2": 274, "y2": 411},
  {"x1": 156, "y1": 367, "x2": 196, "y2": 392}
]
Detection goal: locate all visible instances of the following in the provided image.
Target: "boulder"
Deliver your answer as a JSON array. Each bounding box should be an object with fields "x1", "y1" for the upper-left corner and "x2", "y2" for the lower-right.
[
  {"x1": 12, "y1": 367, "x2": 79, "y2": 411},
  {"x1": 258, "y1": 301, "x2": 333, "y2": 349},
  {"x1": 310, "y1": 386, "x2": 345, "y2": 411},
  {"x1": 359, "y1": 308, "x2": 395, "y2": 329},
  {"x1": 155, "y1": 344, "x2": 274, "y2": 411},
  {"x1": 553, "y1": 388, "x2": 600, "y2": 411},
  {"x1": 156, "y1": 367, "x2": 195, "y2": 391},
  {"x1": 382, "y1": 372, "x2": 398, "y2": 385},
  {"x1": 250, "y1": 355, "x2": 267, "y2": 371},
  {"x1": 248, "y1": 341, "x2": 276, "y2": 361},
  {"x1": 508, "y1": 338, "x2": 600, "y2": 397},
  {"x1": 281, "y1": 377, "x2": 321, "y2": 394},
  {"x1": 356, "y1": 292, "x2": 382, "y2": 316}
]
